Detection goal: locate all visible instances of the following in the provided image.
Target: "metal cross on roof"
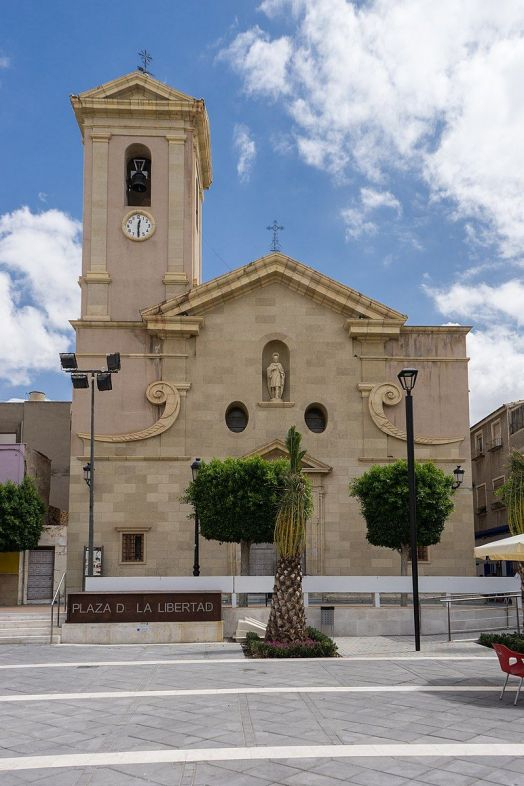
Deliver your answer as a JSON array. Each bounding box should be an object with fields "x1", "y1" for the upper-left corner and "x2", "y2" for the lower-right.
[
  {"x1": 267, "y1": 220, "x2": 284, "y2": 252},
  {"x1": 137, "y1": 50, "x2": 153, "y2": 76}
]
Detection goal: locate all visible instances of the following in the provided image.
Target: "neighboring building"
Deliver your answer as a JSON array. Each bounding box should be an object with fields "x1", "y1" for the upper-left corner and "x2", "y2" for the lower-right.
[
  {"x1": 0, "y1": 393, "x2": 70, "y2": 604},
  {"x1": 66, "y1": 71, "x2": 475, "y2": 592},
  {"x1": 471, "y1": 400, "x2": 524, "y2": 575}
]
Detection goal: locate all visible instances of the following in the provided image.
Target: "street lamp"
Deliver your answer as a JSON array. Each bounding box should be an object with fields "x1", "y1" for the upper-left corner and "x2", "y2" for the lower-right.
[
  {"x1": 60, "y1": 351, "x2": 121, "y2": 579},
  {"x1": 397, "y1": 367, "x2": 420, "y2": 652},
  {"x1": 191, "y1": 457, "x2": 202, "y2": 577},
  {"x1": 452, "y1": 465, "x2": 465, "y2": 490}
]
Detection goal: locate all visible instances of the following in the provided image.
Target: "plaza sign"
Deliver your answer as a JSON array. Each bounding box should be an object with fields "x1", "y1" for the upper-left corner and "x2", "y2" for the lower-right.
[{"x1": 67, "y1": 591, "x2": 222, "y2": 624}]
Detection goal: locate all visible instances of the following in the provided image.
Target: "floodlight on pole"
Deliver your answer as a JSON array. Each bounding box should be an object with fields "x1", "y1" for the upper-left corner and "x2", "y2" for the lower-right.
[{"x1": 59, "y1": 350, "x2": 121, "y2": 581}]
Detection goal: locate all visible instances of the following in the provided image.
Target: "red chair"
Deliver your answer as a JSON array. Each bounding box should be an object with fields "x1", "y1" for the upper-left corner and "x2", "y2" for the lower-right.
[{"x1": 492, "y1": 643, "x2": 524, "y2": 705}]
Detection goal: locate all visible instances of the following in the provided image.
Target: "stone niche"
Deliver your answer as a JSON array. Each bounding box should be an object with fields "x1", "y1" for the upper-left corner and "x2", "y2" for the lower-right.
[{"x1": 261, "y1": 340, "x2": 290, "y2": 402}]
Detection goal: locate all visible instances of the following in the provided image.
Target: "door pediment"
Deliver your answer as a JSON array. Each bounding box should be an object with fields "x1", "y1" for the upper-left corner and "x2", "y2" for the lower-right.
[{"x1": 242, "y1": 439, "x2": 332, "y2": 474}]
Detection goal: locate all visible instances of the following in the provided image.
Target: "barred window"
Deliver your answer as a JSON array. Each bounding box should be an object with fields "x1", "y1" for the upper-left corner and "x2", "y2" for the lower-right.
[
  {"x1": 409, "y1": 545, "x2": 429, "y2": 562},
  {"x1": 121, "y1": 533, "x2": 144, "y2": 563}
]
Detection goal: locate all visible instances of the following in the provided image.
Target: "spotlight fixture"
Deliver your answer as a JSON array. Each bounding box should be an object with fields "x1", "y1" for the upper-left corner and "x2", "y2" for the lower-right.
[
  {"x1": 106, "y1": 352, "x2": 121, "y2": 372},
  {"x1": 96, "y1": 372, "x2": 112, "y2": 392},
  {"x1": 60, "y1": 353, "x2": 78, "y2": 370},
  {"x1": 71, "y1": 373, "x2": 89, "y2": 389}
]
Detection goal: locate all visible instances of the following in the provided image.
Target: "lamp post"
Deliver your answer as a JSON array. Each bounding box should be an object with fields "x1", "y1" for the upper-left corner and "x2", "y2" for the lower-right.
[
  {"x1": 397, "y1": 367, "x2": 420, "y2": 652},
  {"x1": 60, "y1": 352, "x2": 121, "y2": 579},
  {"x1": 191, "y1": 457, "x2": 202, "y2": 577}
]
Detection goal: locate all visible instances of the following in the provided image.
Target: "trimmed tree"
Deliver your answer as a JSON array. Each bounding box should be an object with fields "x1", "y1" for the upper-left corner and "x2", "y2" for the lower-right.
[
  {"x1": 349, "y1": 460, "x2": 454, "y2": 598},
  {"x1": 0, "y1": 477, "x2": 46, "y2": 552},
  {"x1": 182, "y1": 456, "x2": 289, "y2": 575},
  {"x1": 265, "y1": 427, "x2": 313, "y2": 644}
]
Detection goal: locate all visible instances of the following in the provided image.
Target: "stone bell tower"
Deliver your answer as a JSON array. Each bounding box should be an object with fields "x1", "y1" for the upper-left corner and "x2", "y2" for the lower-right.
[{"x1": 71, "y1": 72, "x2": 212, "y2": 321}]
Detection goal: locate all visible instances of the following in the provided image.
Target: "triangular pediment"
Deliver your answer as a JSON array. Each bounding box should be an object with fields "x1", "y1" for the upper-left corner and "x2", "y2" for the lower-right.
[
  {"x1": 242, "y1": 439, "x2": 332, "y2": 474},
  {"x1": 73, "y1": 71, "x2": 197, "y2": 104},
  {"x1": 142, "y1": 252, "x2": 407, "y2": 323}
]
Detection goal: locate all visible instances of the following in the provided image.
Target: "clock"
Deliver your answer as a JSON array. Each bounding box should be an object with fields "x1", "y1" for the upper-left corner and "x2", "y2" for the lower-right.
[{"x1": 122, "y1": 210, "x2": 156, "y2": 241}]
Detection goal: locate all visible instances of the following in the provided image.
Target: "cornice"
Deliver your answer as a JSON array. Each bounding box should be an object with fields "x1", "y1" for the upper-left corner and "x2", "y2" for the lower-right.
[{"x1": 143, "y1": 315, "x2": 204, "y2": 338}]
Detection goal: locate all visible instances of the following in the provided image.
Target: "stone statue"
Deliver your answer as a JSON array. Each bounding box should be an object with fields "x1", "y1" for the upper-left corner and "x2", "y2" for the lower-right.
[{"x1": 267, "y1": 352, "x2": 285, "y2": 400}]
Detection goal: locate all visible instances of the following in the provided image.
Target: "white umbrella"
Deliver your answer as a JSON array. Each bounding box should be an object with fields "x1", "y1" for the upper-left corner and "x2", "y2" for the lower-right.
[{"x1": 474, "y1": 533, "x2": 524, "y2": 561}]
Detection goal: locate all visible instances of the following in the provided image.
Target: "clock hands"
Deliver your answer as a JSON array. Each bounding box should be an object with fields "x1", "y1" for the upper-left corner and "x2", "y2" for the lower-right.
[{"x1": 137, "y1": 218, "x2": 142, "y2": 237}]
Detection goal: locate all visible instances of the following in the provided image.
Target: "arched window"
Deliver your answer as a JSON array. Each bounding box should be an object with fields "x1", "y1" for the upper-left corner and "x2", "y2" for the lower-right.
[{"x1": 125, "y1": 144, "x2": 152, "y2": 207}]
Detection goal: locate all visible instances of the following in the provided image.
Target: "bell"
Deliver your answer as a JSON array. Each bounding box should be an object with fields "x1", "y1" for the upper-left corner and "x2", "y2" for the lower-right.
[{"x1": 129, "y1": 170, "x2": 148, "y2": 193}]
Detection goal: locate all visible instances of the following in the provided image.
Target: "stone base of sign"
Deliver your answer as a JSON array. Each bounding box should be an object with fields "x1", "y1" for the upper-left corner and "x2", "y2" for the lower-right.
[{"x1": 60, "y1": 620, "x2": 223, "y2": 645}]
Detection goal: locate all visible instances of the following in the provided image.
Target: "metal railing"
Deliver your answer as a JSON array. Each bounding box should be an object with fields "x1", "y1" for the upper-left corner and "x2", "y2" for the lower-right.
[
  {"x1": 441, "y1": 592, "x2": 521, "y2": 642},
  {"x1": 50, "y1": 572, "x2": 67, "y2": 644}
]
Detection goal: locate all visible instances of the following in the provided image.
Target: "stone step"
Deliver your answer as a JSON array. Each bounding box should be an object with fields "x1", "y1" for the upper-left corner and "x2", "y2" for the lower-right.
[
  {"x1": 0, "y1": 634, "x2": 60, "y2": 644},
  {"x1": 234, "y1": 616, "x2": 267, "y2": 641}
]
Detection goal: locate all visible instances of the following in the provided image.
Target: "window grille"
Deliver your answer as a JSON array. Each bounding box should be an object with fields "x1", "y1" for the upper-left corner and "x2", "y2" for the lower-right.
[{"x1": 121, "y1": 533, "x2": 144, "y2": 563}]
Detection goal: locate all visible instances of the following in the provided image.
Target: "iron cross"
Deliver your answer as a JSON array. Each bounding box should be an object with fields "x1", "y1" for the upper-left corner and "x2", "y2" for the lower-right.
[
  {"x1": 267, "y1": 220, "x2": 284, "y2": 252},
  {"x1": 138, "y1": 50, "x2": 153, "y2": 75}
]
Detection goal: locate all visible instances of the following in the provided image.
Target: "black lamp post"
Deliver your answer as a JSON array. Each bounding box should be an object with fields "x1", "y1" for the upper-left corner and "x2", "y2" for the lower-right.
[
  {"x1": 397, "y1": 367, "x2": 420, "y2": 652},
  {"x1": 191, "y1": 457, "x2": 202, "y2": 577},
  {"x1": 60, "y1": 352, "x2": 121, "y2": 579}
]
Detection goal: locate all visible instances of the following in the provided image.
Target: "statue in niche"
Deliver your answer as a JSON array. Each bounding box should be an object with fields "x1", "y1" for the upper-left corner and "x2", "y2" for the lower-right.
[{"x1": 267, "y1": 352, "x2": 286, "y2": 400}]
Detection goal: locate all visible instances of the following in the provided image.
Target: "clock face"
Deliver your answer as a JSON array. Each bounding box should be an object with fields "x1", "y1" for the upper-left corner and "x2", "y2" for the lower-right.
[{"x1": 122, "y1": 211, "x2": 155, "y2": 241}]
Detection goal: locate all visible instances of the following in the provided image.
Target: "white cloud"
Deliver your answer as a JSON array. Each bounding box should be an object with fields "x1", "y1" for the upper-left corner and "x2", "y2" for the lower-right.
[
  {"x1": 342, "y1": 187, "x2": 401, "y2": 239},
  {"x1": 361, "y1": 188, "x2": 401, "y2": 214},
  {"x1": 222, "y1": 0, "x2": 524, "y2": 256},
  {"x1": 427, "y1": 278, "x2": 524, "y2": 422},
  {"x1": 0, "y1": 207, "x2": 81, "y2": 385},
  {"x1": 219, "y1": 26, "x2": 291, "y2": 97},
  {"x1": 426, "y1": 279, "x2": 524, "y2": 328},
  {"x1": 467, "y1": 328, "x2": 524, "y2": 424},
  {"x1": 0, "y1": 56, "x2": 9, "y2": 69},
  {"x1": 233, "y1": 124, "x2": 257, "y2": 182}
]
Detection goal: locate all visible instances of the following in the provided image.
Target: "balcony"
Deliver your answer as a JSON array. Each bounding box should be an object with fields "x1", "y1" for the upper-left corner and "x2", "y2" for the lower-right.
[
  {"x1": 472, "y1": 449, "x2": 485, "y2": 461},
  {"x1": 487, "y1": 438, "x2": 503, "y2": 452},
  {"x1": 490, "y1": 500, "x2": 505, "y2": 510},
  {"x1": 476, "y1": 505, "x2": 487, "y2": 515}
]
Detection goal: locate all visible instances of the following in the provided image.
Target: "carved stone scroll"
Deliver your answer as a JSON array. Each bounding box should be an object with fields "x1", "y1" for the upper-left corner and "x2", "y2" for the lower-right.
[
  {"x1": 358, "y1": 382, "x2": 463, "y2": 445},
  {"x1": 78, "y1": 380, "x2": 181, "y2": 443}
]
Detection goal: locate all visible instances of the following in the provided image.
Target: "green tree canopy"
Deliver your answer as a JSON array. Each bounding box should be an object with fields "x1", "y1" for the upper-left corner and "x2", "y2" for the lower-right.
[
  {"x1": 0, "y1": 477, "x2": 46, "y2": 552},
  {"x1": 349, "y1": 460, "x2": 454, "y2": 557},
  {"x1": 183, "y1": 456, "x2": 289, "y2": 545}
]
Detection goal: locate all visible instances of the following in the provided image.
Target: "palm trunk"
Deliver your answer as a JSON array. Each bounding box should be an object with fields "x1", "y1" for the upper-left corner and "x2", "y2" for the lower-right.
[
  {"x1": 265, "y1": 554, "x2": 307, "y2": 643},
  {"x1": 400, "y1": 543, "x2": 409, "y2": 607}
]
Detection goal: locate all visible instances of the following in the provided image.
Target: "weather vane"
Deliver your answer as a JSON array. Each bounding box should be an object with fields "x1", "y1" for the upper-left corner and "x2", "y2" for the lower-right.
[
  {"x1": 267, "y1": 219, "x2": 284, "y2": 252},
  {"x1": 137, "y1": 50, "x2": 153, "y2": 76}
]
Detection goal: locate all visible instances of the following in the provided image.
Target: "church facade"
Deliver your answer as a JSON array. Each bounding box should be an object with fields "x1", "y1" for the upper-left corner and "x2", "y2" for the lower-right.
[{"x1": 66, "y1": 72, "x2": 475, "y2": 592}]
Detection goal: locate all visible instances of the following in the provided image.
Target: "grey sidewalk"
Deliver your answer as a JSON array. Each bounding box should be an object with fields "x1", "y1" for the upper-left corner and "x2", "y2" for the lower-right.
[{"x1": 0, "y1": 639, "x2": 521, "y2": 785}]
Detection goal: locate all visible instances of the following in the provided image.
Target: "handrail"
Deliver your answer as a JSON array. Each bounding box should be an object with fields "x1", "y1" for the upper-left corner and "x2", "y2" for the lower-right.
[
  {"x1": 50, "y1": 571, "x2": 67, "y2": 645},
  {"x1": 441, "y1": 591, "x2": 521, "y2": 642}
]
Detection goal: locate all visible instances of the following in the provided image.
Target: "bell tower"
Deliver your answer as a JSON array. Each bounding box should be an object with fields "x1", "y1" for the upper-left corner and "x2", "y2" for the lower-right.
[{"x1": 71, "y1": 72, "x2": 212, "y2": 321}]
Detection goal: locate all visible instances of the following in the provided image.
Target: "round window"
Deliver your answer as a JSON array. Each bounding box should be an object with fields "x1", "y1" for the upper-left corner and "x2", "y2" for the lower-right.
[
  {"x1": 225, "y1": 402, "x2": 249, "y2": 433},
  {"x1": 305, "y1": 404, "x2": 327, "y2": 433}
]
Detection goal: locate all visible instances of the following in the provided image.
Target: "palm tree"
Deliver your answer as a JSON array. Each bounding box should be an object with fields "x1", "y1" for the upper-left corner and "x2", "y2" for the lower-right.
[
  {"x1": 265, "y1": 426, "x2": 312, "y2": 643},
  {"x1": 498, "y1": 451, "x2": 524, "y2": 586}
]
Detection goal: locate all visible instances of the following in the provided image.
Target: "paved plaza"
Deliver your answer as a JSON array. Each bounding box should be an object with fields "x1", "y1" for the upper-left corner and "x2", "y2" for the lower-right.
[{"x1": 0, "y1": 638, "x2": 522, "y2": 784}]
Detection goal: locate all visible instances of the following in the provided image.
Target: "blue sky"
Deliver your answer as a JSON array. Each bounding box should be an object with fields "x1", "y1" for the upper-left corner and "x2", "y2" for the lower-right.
[{"x1": 0, "y1": 0, "x2": 523, "y2": 423}]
